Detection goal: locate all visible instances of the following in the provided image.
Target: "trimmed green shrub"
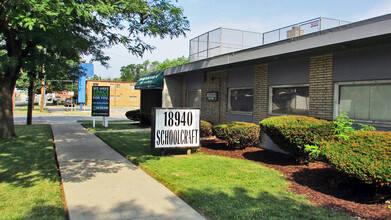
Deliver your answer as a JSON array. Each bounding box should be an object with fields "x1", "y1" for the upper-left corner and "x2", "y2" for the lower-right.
[
  {"x1": 213, "y1": 121, "x2": 260, "y2": 149},
  {"x1": 125, "y1": 110, "x2": 151, "y2": 126},
  {"x1": 260, "y1": 116, "x2": 335, "y2": 161},
  {"x1": 322, "y1": 131, "x2": 391, "y2": 188},
  {"x1": 125, "y1": 109, "x2": 141, "y2": 121},
  {"x1": 200, "y1": 120, "x2": 213, "y2": 137}
]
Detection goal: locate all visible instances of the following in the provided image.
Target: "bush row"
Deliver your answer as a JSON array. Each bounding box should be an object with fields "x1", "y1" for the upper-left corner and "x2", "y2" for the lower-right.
[{"x1": 260, "y1": 115, "x2": 391, "y2": 189}]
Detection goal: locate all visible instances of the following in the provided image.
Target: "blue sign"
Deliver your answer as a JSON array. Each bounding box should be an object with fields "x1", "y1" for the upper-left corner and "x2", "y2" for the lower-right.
[
  {"x1": 78, "y1": 63, "x2": 94, "y2": 104},
  {"x1": 91, "y1": 86, "x2": 110, "y2": 117}
]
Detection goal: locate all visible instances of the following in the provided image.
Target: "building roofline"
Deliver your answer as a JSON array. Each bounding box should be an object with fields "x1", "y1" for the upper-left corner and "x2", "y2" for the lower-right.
[{"x1": 164, "y1": 13, "x2": 391, "y2": 76}]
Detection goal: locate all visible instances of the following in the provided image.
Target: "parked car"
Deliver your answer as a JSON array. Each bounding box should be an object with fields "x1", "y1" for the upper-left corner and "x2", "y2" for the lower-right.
[{"x1": 64, "y1": 98, "x2": 76, "y2": 107}]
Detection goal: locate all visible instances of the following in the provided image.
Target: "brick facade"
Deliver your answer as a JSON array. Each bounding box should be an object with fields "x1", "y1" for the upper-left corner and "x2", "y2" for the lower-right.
[
  {"x1": 309, "y1": 54, "x2": 334, "y2": 120},
  {"x1": 201, "y1": 71, "x2": 227, "y2": 124},
  {"x1": 86, "y1": 81, "x2": 140, "y2": 107},
  {"x1": 253, "y1": 64, "x2": 269, "y2": 123}
]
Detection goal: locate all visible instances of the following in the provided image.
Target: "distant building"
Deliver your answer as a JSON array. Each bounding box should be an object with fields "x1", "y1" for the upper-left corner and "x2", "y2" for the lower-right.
[{"x1": 85, "y1": 80, "x2": 140, "y2": 107}]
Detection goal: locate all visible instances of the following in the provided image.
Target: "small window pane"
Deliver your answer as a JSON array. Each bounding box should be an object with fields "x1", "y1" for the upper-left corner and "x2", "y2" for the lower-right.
[
  {"x1": 272, "y1": 86, "x2": 309, "y2": 115},
  {"x1": 110, "y1": 84, "x2": 114, "y2": 88},
  {"x1": 110, "y1": 95, "x2": 114, "y2": 100},
  {"x1": 129, "y1": 96, "x2": 137, "y2": 101},
  {"x1": 116, "y1": 96, "x2": 120, "y2": 100},
  {"x1": 340, "y1": 85, "x2": 370, "y2": 120},
  {"x1": 117, "y1": 84, "x2": 120, "y2": 88},
  {"x1": 130, "y1": 85, "x2": 134, "y2": 89},
  {"x1": 369, "y1": 84, "x2": 391, "y2": 121},
  {"x1": 339, "y1": 83, "x2": 391, "y2": 121},
  {"x1": 229, "y1": 88, "x2": 253, "y2": 112}
]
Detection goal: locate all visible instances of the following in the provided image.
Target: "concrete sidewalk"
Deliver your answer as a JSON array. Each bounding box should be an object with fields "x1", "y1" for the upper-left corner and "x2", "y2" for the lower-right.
[{"x1": 51, "y1": 123, "x2": 205, "y2": 220}]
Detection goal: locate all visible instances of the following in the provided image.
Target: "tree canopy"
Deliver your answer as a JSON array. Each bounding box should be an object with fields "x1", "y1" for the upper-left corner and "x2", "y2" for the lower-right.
[
  {"x1": 120, "y1": 56, "x2": 189, "y2": 82},
  {"x1": 0, "y1": 0, "x2": 189, "y2": 138}
]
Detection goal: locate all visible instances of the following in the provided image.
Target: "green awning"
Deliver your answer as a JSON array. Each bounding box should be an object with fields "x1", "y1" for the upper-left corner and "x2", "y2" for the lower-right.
[{"x1": 135, "y1": 71, "x2": 164, "y2": 90}]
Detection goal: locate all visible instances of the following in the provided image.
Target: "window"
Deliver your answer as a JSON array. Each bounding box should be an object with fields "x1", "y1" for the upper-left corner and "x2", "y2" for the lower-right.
[
  {"x1": 117, "y1": 84, "x2": 120, "y2": 88},
  {"x1": 116, "y1": 96, "x2": 120, "y2": 100},
  {"x1": 269, "y1": 85, "x2": 309, "y2": 115},
  {"x1": 187, "y1": 90, "x2": 201, "y2": 108},
  {"x1": 93, "y1": 83, "x2": 98, "y2": 86},
  {"x1": 336, "y1": 81, "x2": 391, "y2": 122},
  {"x1": 228, "y1": 88, "x2": 253, "y2": 112},
  {"x1": 110, "y1": 84, "x2": 114, "y2": 88},
  {"x1": 130, "y1": 85, "x2": 135, "y2": 89},
  {"x1": 110, "y1": 95, "x2": 114, "y2": 100},
  {"x1": 129, "y1": 96, "x2": 137, "y2": 101}
]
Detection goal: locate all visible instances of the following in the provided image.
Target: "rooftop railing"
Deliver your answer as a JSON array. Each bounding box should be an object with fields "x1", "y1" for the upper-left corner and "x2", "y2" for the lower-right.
[{"x1": 189, "y1": 17, "x2": 350, "y2": 62}]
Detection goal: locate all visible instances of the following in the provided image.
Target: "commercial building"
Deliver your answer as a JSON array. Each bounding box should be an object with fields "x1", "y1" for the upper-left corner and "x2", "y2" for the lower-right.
[
  {"x1": 85, "y1": 80, "x2": 140, "y2": 107},
  {"x1": 155, "y1": 15, "x2": 391, "y2": 151}
]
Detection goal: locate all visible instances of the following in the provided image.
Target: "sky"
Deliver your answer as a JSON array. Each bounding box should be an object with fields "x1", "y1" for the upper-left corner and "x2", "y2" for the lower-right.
[{"x1": 85, "y1": 0, "x2": 391, "y2": 79}]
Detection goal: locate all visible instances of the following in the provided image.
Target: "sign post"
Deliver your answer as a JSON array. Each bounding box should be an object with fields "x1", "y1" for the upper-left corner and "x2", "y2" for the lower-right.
[
  {"x1": 152, "y1": 108, "x2": 200, "y2": 155},
  {"x1": 91, "y1": 86, "x2": 110, "y2": 127}
]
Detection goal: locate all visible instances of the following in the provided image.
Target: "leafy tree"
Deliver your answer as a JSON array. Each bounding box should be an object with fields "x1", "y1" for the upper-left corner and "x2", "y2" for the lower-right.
[
  {"x1": 0, "y1": 0, "x2": 189, "y2": 138},
  {"x1": 89, "y1": 74, "x2": 102, "y2": 81},
  {"x1": 120, "y1": 56, "x2": 189, "y2": 82},
  {"x1": 157, "y1": 56, "x2": 189, "y2": 70},
  {"x1": 120, "y1": 64, "x2": 142, "y2": 82}
]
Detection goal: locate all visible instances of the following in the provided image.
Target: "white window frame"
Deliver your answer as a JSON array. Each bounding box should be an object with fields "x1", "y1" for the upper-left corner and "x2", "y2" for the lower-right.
[
  {"x1": 186, "y1": 89, "x2": 202, "y2": 108},
  {"x1": 227, "y1": 87, "x2": 254, "y2": 115},
  {"x1": 130, "y1": 85, "x2": 135, "y2": 89},
  {"x1": 334, "y1": 80, "x2": 391, "y2": 123},
  {"x1": 269, "y1": 84, "x2": 309, "y2": 116}
]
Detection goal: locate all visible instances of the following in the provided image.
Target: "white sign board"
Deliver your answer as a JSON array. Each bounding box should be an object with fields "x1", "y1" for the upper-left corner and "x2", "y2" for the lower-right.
[{"x1": 152, "y1": 108, "x2": 200, "y2": 148}]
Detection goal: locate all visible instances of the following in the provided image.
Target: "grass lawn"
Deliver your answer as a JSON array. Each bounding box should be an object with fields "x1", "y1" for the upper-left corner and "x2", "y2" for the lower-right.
[
  {"x1": 0, "y1": 125, "x2": 65, "y2": 220},
  {"x1": 13, "y1": 106, "x2": 50, "y2": 115},
  {"x1": 96, "y1": 131, "x2": 352, "y2": 220},
  {"x1": 80, "y1": 121, "x2": 138, "y2": 131}
]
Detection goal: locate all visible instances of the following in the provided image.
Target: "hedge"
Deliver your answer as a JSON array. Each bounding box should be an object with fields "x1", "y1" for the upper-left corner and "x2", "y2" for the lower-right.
[
  {"x1": 322, "y1": 131, "x2": 391, "y2": 188},
  {"x1": 125, "y1": 109, "x2": 151, "y2": 126},
  {"x1": 260, "y1": 116, "x2": 335, "y2": 161},
  {"x1": 213, "y1": 121, "x2": 260, "y2": 149},
  {"x1": 200, "y1": 120, "x2": 213, "y2": 137},
  {"x1": 125, "y1": 109, "x2": 141, "y2": 121}
]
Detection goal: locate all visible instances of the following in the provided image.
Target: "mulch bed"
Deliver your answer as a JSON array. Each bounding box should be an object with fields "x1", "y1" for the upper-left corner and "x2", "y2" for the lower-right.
[{"x1": 200, "y1": 138, "x2": 391, "y2": 220}]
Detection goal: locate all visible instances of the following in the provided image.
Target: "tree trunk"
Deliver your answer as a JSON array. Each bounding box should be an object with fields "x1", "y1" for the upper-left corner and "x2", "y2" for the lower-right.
[
  {"x1": 0, "y1": 78, "x2": 16, "y2": 139},
  {"x1": 27, "y1": 72, "x2": 36, "y2": 125}
]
